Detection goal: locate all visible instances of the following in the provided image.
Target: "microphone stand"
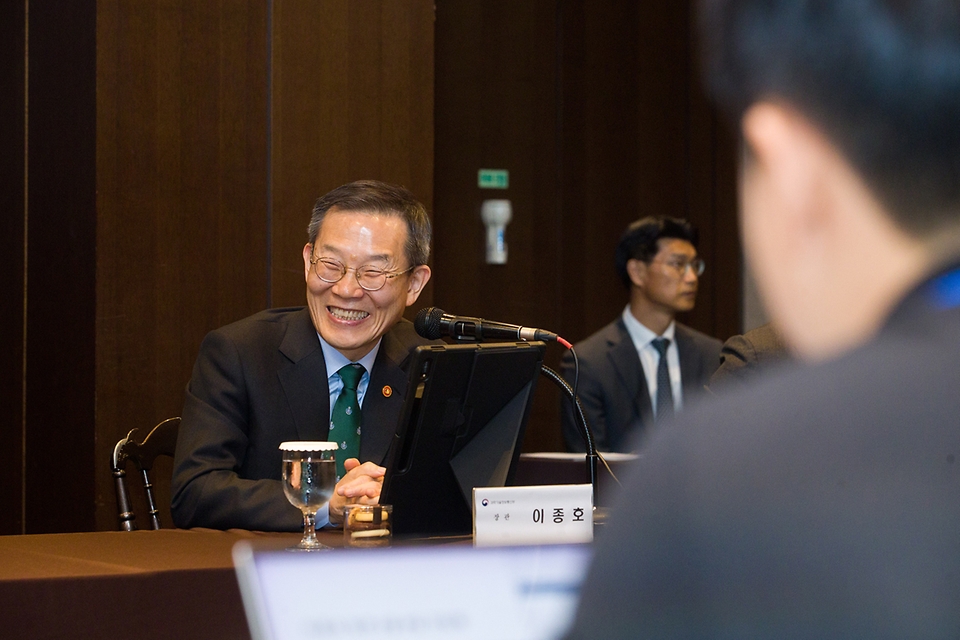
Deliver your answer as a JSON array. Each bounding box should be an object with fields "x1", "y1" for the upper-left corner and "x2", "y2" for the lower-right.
[{"x1": 538, "y1": 365, "x2": 601, "y2": 516}]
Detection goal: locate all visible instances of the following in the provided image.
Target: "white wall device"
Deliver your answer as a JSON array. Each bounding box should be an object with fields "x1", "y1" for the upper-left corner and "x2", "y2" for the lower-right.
[{"x1": 481, "y1": 199, "x2": 512, "y2": 265}]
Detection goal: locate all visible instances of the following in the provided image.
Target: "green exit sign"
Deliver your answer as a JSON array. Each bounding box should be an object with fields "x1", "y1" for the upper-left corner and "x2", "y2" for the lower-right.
[{"x1": 478, "y1": 169, "x2": 509, "y2": 189}]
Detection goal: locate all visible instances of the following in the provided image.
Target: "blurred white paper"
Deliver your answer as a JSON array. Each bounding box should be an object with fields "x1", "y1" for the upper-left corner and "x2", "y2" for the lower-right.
[{"x1": 234, "y1": 541, "x2": 591, "y2": 640}]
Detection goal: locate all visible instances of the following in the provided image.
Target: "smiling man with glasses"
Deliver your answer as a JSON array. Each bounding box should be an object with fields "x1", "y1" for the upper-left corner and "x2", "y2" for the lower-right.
[
  {"x1": 559, "y1": 216, "x2": 722, "y2": 453},
  {"x1": 172, "y1": 180, "x2": 435, "y2": 531}
]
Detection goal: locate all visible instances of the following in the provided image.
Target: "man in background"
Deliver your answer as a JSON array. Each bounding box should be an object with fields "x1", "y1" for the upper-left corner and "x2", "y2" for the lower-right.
[
  {"x1": 560, "y1": 216, "x2": 721, "y2": 452},
  {"x1": 172, "y1": 180, "x2": 435, "y2": 531},
  {"x1": 565, "y1": 1, "x2": 960, "y2": 636}
]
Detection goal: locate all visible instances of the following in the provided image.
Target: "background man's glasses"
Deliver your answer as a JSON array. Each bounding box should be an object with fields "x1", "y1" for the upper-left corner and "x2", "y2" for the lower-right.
[
  {"x1": 650, "y1": 257, "x2": 705, "y2": 277},
  {"x1": 310, "y1": 256, "x2": 413, "y2": 292}
]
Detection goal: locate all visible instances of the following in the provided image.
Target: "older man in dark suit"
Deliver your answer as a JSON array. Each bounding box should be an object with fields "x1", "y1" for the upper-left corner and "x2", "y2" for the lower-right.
[
  {"x1": 172, "y1": 180, "x2": 435, "y2": 531},
  {"x1": 560, "y1": 216, "x2": 721, "y2": 452},
  {"x1": 564, "y1": 1, "x2": 960, "y2": 637}
]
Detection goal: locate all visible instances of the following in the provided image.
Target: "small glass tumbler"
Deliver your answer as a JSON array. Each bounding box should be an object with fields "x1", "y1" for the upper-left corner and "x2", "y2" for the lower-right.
[{"x1": 343, "y1": 504, "x2": 393, "y2": 548}]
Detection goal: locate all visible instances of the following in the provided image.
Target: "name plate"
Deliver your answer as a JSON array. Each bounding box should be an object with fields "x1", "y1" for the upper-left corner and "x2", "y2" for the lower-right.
[{"x1": 473, "y1": 484, "x2": 593, "y2": 547}]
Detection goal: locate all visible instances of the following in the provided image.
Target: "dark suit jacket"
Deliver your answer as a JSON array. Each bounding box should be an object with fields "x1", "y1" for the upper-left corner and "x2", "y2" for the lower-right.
[
  {"x1": 560, "y1": 318, "x2": 722, "y2": 452},
  {"x1": 171, "y1": 307, "x2": 434, "y2": 531},
  {"x1": 564, "y1": 265, "x2": 960, "y2": 638}
]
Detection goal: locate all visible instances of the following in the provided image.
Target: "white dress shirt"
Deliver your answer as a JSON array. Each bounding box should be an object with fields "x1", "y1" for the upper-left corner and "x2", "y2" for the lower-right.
[
  {"x1": 318, "y1": 335, "x2": 382, "y2": 418},
  {"x1": 621, "y1": 306, "x2": 683, "y2": 415},
  {"x1": 311, "y1": 334, "x2": 383, "y2": 528}
]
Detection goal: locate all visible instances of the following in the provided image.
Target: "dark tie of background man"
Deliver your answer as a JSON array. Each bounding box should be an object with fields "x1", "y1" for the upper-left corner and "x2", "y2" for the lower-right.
[
  {"x1": 330, "y1": 363, "x2": 364, "y2": 480},
  {"x1": 652, "y1": 337, "x2": 674, "y2": 423}
]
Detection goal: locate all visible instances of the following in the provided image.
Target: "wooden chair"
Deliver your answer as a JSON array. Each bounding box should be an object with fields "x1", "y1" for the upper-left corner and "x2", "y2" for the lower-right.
[{"x1": 111, "y1": 417, "x2": 180, "y2": 531}]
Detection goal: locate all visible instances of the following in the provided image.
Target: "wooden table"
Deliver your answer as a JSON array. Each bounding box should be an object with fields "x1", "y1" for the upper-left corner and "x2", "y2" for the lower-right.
[
  {"x1": 0, "y1": 526, "x2": 472, "y2": 639},
  {"x1": 0, "y1": 528, "x2": 305, "y2": 639},
  {"x1": 0, "y1": 454, "x2": 615, "y2": 638}
]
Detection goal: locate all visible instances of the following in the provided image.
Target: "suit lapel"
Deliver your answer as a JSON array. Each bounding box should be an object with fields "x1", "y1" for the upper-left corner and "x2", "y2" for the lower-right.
[
  {"x1": 607, "y1": 320, "x2": 654, "y2": 426},
  {"x1": 276, "y1": 308, "x2": 330, "y2": 441},
  {"x1": 360, "y1": 329, "x2": 412, "y2": 465}
]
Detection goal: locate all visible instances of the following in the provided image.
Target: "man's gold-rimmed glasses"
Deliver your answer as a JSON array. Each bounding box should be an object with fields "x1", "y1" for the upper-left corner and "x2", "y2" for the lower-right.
[{"x1": 310, "y1": 256, "x2": 414, "y2": 292}]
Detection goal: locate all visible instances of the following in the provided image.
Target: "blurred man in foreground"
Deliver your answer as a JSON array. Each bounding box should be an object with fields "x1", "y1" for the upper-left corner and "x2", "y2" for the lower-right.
[{"x1": 565, "y1": 1, "x2": 960, "y2": 636}]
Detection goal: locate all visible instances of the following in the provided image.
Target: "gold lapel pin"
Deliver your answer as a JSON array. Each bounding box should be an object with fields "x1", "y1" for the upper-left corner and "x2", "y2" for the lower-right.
[{"x1": 382, "y1": 385, "x2": 393, "y2": 398}]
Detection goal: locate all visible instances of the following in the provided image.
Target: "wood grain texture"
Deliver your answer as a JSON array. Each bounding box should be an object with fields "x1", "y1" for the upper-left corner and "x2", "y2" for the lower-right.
[
  {"x1": 270, "y1": 0, "x2": 436, "y2": 310},
  {"x1": 25, "y1": 0, "x2": 97, "y2": 533},
  {"x1": 94, "y1": 0, "x2": 269, "y2": 530},
  {"x1": 434, "y1": 0, "x2": 739, "y2": 452},
  {"x1": 434, "y1": 1, "x2": 565, "y2": 451}
]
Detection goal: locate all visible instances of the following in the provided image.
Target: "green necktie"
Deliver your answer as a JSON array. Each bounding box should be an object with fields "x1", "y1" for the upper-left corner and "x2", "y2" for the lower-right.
[{"x1": 330, "y1": 363, "x2": 364, "y2": 481}]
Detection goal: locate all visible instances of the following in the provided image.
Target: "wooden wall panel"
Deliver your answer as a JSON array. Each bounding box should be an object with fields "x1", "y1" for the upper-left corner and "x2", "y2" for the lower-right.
[
  {"x1": 25, "y1": 0, "x2": 98, "y2": 533},
  {"x1": 0, "y1": 0, "x2": 26, "y2": 535},
  {"x1": 557, "y1": 1, "x2": 644, "y2": 337},
  {"x1": 687, "y1": 78, "x2": 743, "y2": 338},
  {"x1": 270, "y1": 0, "x2": 436, "y2": 310},
  {"x1": 558, "y1": 1, "x2": 739, "y2": 342},
  {"x1": 434, "y1": 0, "x2": 739, "y2": 452},
  {"x1": 433, "y1": 2, "x2": 560, "y2": 323},
  {"x1": 94, "y1": 1, "x2": 269, "y2": 530},
  {"x1": 434, "y1": 1, "x2": 565, "y2": 451}
]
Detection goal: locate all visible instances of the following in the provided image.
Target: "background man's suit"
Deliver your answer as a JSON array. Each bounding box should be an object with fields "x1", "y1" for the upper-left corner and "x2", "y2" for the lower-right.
[
  {"x1": 560, "y1": 318, "x2": 721, "y2": 452},
  {"x1": 171, "y1": 307, "x2": 433, "y2": 531},
  {"x1": 564, "y1": 267, "x2": 960, "y2": 638}
]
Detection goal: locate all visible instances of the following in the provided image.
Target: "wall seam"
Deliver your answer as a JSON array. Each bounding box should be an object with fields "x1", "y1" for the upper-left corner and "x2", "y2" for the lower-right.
[
  {"x1": 266, "y1": 0, "x2": 274, "y2": 309},
  {"x1": 21, "y1": 0, "x2": 30, "y2": 536}
]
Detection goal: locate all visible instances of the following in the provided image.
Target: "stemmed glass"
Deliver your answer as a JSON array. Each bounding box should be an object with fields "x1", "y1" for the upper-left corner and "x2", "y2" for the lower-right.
[{"x1": 280, "y1": 441, "x2": 338, "y2": 550}]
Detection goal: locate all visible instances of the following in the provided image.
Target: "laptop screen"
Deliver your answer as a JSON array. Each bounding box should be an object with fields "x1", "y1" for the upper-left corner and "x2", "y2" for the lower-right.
[{"x1": 234, "y1": 542, "x2": 592, "y2": 640}]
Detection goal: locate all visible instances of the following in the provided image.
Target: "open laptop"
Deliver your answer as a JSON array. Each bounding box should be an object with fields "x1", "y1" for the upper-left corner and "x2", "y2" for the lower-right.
[{"x1": 233, "y1": 541, "x2": 592, "y2": 640}]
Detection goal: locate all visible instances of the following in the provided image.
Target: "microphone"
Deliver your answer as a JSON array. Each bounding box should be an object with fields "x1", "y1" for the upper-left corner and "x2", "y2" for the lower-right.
[{"x1": 414, "y1": 307, "x2": 559, "y2": 343}]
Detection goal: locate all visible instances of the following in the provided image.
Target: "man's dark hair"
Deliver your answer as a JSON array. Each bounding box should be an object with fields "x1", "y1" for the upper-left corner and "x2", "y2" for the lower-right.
[
  {"x1": 699, "y1": 0, "x2": 960, "y2": 238},
  {"x1": 614, "y1": 216, "x2": 699, "y2": 289},
  {"x1": 307, "y1": 179, "x2": 432, "y2": 267}
]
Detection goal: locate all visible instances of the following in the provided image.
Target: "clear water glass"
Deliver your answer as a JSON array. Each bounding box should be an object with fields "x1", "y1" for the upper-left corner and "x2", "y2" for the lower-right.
[{"x1": 280, "y1": 441, "x2": 338, "y2": 550}]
